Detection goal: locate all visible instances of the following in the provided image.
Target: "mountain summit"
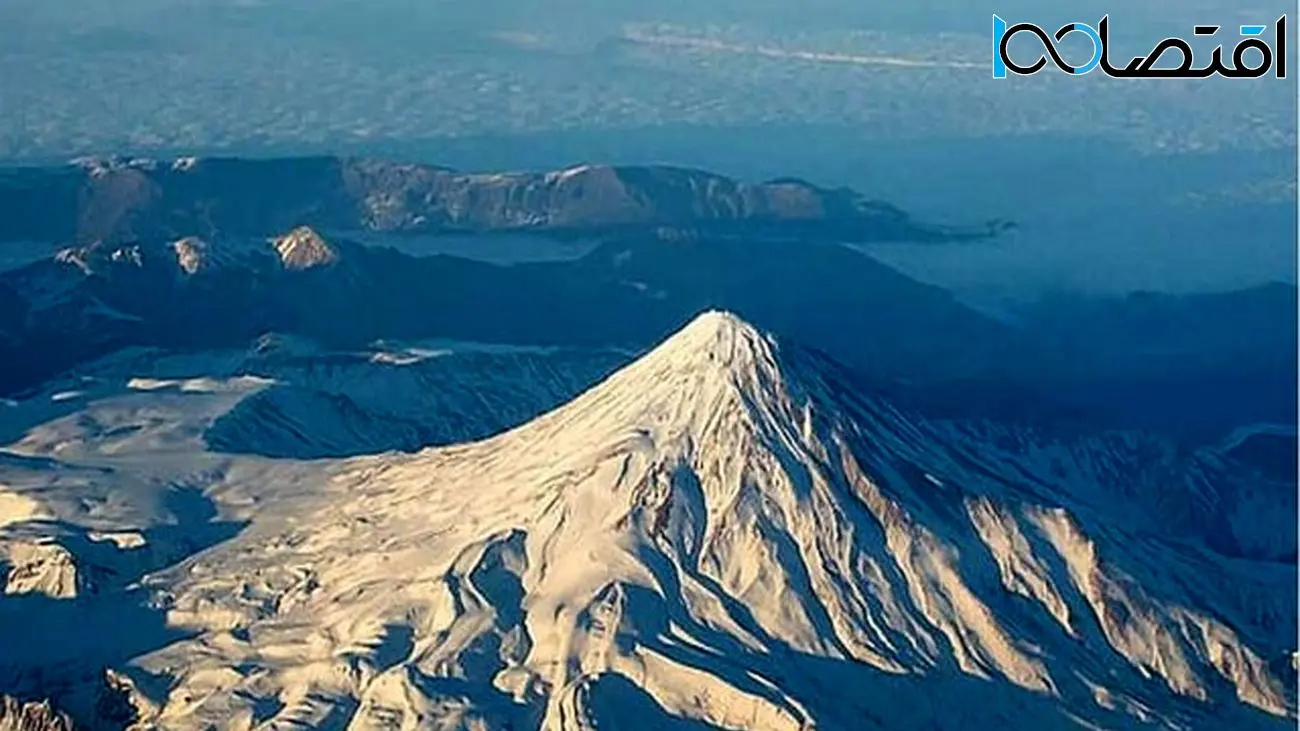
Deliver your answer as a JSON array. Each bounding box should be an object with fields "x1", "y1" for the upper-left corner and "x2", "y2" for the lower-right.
[
  {"x1": 113, "y1": 312, "x2": 1292, "y2": 730},
  {"x1": 271, "y1": 226, "x2": 340, "y2": 270}
]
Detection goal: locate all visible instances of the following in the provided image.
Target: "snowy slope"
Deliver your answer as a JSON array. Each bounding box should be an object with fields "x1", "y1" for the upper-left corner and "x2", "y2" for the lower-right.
[
  {"x1": 0, "y1": 334, "x2": 629, "y2": 460},
  {"x1": 204, "y1": 341, "x2": 629, "y2": 459},
  {"x1": 9, "y1": 311, "x2": 1272, "y2": 730}
]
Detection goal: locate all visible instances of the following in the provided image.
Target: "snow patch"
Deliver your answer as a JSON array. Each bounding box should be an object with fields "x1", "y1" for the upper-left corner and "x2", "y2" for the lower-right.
[
  {"x1": 368, "y1": 348, "x2": 452, "y2": 366},
  {"x1": 0, "y1": 491, "x2": 48, "y2": 527},
  {"x1": 126, "y1": 375, "x2": 275, "y2": 394},
  {"x1": 271, "y1": 226, "x2": 339, "y2": 270}
]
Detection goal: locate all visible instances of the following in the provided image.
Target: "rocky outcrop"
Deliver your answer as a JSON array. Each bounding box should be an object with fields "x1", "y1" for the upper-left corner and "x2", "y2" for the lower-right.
[
  {"x1": 0, "y1": 697, "x2": 74, "y2": 731},
  {"x1": 271, "y1": 226, "x2": 340, "y2": 270},
  {"x1": 1, "y1": 542, "x2": 98, "y2": 600},
  {"x1": 0, "y1": 672, "x2": 138, "y2": 731}
]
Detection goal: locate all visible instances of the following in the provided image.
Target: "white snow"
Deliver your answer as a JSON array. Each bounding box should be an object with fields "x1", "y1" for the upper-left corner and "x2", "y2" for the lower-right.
[
  {"x1": 127, "y1": 376, "x2": 275, "y2": 394},
  {"x1": 0, "y1": 491, "x2": 47, "y2": 528},
  {"x1": 125, "y1": 378, "x2": 176, "y2": 392},
  {"x1": 368, "y1": 347, "x2": 452, "y2": 366},
  {"x1": 271, "y1": 226, "x2": 340, "y2": 270},
  {"x1": 544, "y1": 164, "x2": 594, "y2": 185},
  {"x1": 0, "y1": 311, "x2": 1293, "y2": 730}
]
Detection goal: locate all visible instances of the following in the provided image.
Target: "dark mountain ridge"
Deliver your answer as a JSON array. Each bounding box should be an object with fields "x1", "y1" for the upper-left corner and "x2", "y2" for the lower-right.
[
  {"x1": 1014, "y1": 284, "x2": 1298, "y2": 433},
  {"x1": 1, "y1": 227, "x2": 1291, "y2": 439},
  {"x1": 0, "y1": 230, "x2": 1033, "y2": 398}
]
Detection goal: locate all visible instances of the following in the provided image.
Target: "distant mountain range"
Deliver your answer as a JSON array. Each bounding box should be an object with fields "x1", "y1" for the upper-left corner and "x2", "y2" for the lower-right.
[
  {"x1": 0, "y1": 226, "x2": 1026, "y2": 400},
  {"x1": 0, "y1": 156, "x2": 1010, "y2": 246},
  {"x1": 0, "y1": 156, "x2": 1291, "y2": 439}
]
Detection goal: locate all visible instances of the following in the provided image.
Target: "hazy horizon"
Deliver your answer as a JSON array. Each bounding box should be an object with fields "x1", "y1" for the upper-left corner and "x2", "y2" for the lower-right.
[{"x1": 1, "y1": 0, "x2": 1294, "y2": 296}]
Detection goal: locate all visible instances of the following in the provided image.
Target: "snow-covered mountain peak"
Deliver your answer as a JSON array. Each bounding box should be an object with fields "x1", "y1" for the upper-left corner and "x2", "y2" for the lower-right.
[
  {"x1": 169, "y1": 236, "x2": 271, "y2": 275},
  {"x1": 169, "y1": 236, "x2": 211, "y2": 274},
  {"x1": 21, "y1": 312, "x2": 1289, "y2": 730},
  {"x1": 624, "y1": 309, "x2": 788, "y2": 393},
  {"x1": 489, "y1": 310, "x2": 824, "y2": 464},
  {"x1": 271, "y1": 225, "x2": 339, "y2": 270},
  {"x1": 651, "y1": 309, "x2": 769, "y2": 360}
]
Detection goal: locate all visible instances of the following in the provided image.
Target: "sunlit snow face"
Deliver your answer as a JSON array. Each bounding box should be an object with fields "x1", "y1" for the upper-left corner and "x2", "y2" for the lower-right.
[{"x1": 3, "y1": 310, "x2": 1289, "y2": 730}]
